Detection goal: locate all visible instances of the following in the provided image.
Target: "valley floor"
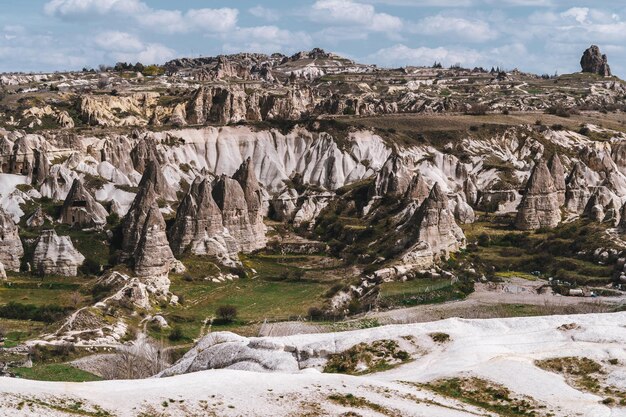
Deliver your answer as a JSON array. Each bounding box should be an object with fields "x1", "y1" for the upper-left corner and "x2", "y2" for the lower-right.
[{"x1": 1, "y1": 311, "x2": 625, "y2": 416}]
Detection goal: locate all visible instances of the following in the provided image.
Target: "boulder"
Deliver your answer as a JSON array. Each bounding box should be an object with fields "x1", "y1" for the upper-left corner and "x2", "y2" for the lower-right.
[
  {"x1": 0, "y1": 208, "x2": 24, "y2": 272},
  {"x1": 59, "y1": 179, "x2": 108, "y2": 227},
  {"x1": 515, "y1": 160, "x2": 561, "y2": 230},
  {"x1": 32, "y1": 230, "x2": 85, "y2": 276},
  {"x1": 580, "y1": 45, "x2": 612, "y2": 77}
]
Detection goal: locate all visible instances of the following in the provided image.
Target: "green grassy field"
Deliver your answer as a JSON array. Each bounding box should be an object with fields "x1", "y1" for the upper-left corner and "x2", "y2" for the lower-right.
[{"x1": 13, "y1": 364, "x2": 101, "y2": 382}]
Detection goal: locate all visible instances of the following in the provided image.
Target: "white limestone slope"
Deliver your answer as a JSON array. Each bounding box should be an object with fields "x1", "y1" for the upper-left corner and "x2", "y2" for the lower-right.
[{"x1": 0, "y1": 312, "x2": 625, "y2": 416}]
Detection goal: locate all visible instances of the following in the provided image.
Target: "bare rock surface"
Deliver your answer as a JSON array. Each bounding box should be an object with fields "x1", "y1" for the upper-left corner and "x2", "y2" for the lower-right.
[
  {"x1": 32, "y1": 230, "x2": 84, "y2": 276},
  {"x1": 515, "y1": 160, "x2": 561, "y2": 230},
  {"x1": 60, "y1": 179, "x2": 108, "y2": 227},
  {"x1": 581, "y1": 45, "x2": 612, "y2": 77},
  {"x1": 0, "y1": 207, "x2": 23, "y2": 272}
]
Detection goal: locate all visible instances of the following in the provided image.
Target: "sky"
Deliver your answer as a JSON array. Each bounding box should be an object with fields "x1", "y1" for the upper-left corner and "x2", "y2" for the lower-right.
[{"x1": 0, "y1": 0, "x2": 625, "y2": 77}]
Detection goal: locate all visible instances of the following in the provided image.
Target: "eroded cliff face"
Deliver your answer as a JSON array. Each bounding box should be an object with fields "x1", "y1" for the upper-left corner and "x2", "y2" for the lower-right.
[
  {"x1": 32, "y1": 230, "x2": 85, "y2": 276},
  {"x1": 0, "y1": 207, "x2": 24, "y2": 272}
]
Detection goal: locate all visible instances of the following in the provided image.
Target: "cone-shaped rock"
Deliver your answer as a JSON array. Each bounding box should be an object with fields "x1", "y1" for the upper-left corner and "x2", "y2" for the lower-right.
[
  {"x1": 564, "y1": 162, "x2": 590, "y2": 215},
  {"x1": 60, "y1": 179, "x2": 108, "y2": 227},
  {"x1": 404, "y1": 171, "x2": 430, "y2": 205},
  {"x1": 409, "y1": 183, "x2": 466, "y2": 256},
  {"x1": 133, "y1": 205, "x2": 175, "y2": 277},
  {"x1": 374, "y1": 153, "x2": 411, "y2": 197},
  {"x1": 583, "y1": 186, "x2": 614, "y2": 222},
  {"x1": 0, "y1": 208, "x2": 24, "y2": 272},
  {"x1": 169, "y1": 178, "x2": 225, "y2": 256},
  {"x1": 130, "y1": 136, "x2": 160, "y2": 174},
  {"x1": 548, "y1": 153, "x2": 566, "y2": 206},
  {"x1": 33, "y1": 230, "x2": 85, "y2": 276},
  {"x1": 101, "y1": 136, "x2": 135, "y2": 175},
  {"x1": 515, "y1": 160, "x2": 561, "y2": 230},
  {"x1": 31, "y1": 149, "x2": 49, "y2": 186},
  {"x1": 212, "y1": 175, "x2": 257, "y2": 252},
  {"x1": 233, "y1": 157, "x2": 267, "y2": 249},
  {"x1": 139, "y1": 159, "x2": 177, "y2": 201}
]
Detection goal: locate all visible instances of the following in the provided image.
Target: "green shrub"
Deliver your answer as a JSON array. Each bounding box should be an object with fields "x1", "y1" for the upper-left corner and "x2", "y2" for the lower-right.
[
  {"x1": 168, "y1": 326, "x2": 184, "y2": 342},
  {"x1": 215, "y1": 305, "x2": 237, "y2": 323}
]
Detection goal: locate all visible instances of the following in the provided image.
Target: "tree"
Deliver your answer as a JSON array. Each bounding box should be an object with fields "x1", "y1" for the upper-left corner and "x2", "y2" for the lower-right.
[{"x1": 215, "y1": 305, "x2": 238, "y2": 323}]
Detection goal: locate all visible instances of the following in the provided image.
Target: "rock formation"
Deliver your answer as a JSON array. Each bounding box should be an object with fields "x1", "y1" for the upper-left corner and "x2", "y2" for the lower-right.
[
  {"x1": 374, "y1": 153, "x2": 411, "y2": 197},
  {"x1": 408, "y1": 183, "x2": 466, "y2": 257},
  {"x1": 60, "y1": 179, "x2": 108, "y2": 227},
  {"x1": 564, "y1": 162, "x2": 591, "y2": 215},
  {"x1": 404, "y1": 171, "x2": 430, "y2": 205},
  {"x1": 515, "y1": 160, "x2": 561, "y2": 230},
  {"x1": 26, "y1": 207, "x2": 47, "y2": 228},
  {"x1": 548, "y1": 153, "x2": 566, "y2": 206},
  {"x1": 581, "y1": 45, "x2": 612, "y2": 77},
  {"x1": 120, "y1": 167, "x2": 175, "y2": 276},
  {"x1": 0, "y1": 208, "x2": 24, "y2": 272},
  {"x1": 169, "y1": 177, "x2": 231, "y2": 257},
  {"x1": 583, "y1": 186, "x2": 618, "y2": 223},
  {"x1": 32, "y1": 230, "x2": 85, "y2": 276},
  {"x1": 232, "y1": 158, "x2": 267, "y2": 248},
  {"x1": 136, "y1": 159, "x2": 177, "y2": 202},
  {"x1": 130, "y1": 136, "x2": 160, "y2": 174},
  {"x1": 212, "y1": 176, "x2": 257, "y2": 252},
  {"x1": 31, "y1": 149, "x2": 49, "y2": 186}
]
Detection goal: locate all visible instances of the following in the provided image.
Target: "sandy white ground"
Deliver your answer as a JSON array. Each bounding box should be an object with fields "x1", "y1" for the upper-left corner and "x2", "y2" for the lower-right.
[{"x1": 1, "y1": 312, "x2": 625, "y2": 416}]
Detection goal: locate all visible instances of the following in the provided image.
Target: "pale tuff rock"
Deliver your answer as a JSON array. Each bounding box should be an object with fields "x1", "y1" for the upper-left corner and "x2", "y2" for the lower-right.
[
  {"x1": 407, "y1": 183, "x2": 466, "y2": 259},
  {"x1": 463, "y1": 177, "x2": 479, "y2": 206},
  {"x1": 269, "y1": 188, "x2": 299, "y2": 222},
  {"x1": 135, "y1": 159, "x2": 177, "y2": 202},
  {"x1": 134, "y1": 205, "x2": 175, "y2": 278},
  {"x1": 80, "y1": 93, "x2": 159, "y2": 126},
  {"x1": 564, "y1": 162, "x2": 591, "y2": 215},
  {"x1": 168, "y1": 178, "x2": 226, "y2": 256},
  {"x1": 130, "y1": 136, "x2": 160, "y2": 174},
  {"x1": 0, "y1": 207, "x2": 24, "y2": 272},
  {"x1": 31, "y1": 148, "x2": 49, "y2": 186},
  {"x1": 212, "y1": 175, "x2": 257, "y2": 253},
  {"x1": 160, "y1": 332, "x2": 299, "y2": 376},
  {"x1": 26, "y1": 207, "x2": 47, "y2": 228},
  {"x1": 404, "y1": 171, "x2": 430, "y2": 205},
  {"x1": 580, "y1": 45, "x2": 612, "y2": 77},
  {"x1": 233, "y1": 157, "x2": 267, "y2": 247},
  {"x1": 293, "y1": 192, "x2": 334, "y2": 228},
  {"x1": 120, "y1": 168, "x2": 175, "y2": 276},
  {"x1": 515, "y1": 160, "x2": 561, "y2": 230},
  {"x1": 478, "y1": 189, "x2": 521, "y2": 214},
  {"x1": 583, "y1": 186, "x2": 620, "y2": 224},
  {"x1": 101, "y1": 136, "x2": 135, "y2": 175},
  {"x1": 374, "y1": 153, "x2": 411, "y2": 197},
  {"x1": 548, "y1": 153, "x2": 566, "y2": 206},
  {"x1": 0, "y1": 262, "x2": 6, "y2": 280},
  {"x1": 40, "y1": 165, "x2": 79, "y2": 201},
  {"x1": 452, "y1": 194, "x2": 475, "y2": 224},
  {"x1": 32, "y1": 230, "x2": 85, "y2": 276},
  {"x1": 60, "y1": 179, "x2": 108, "y2": 227}
]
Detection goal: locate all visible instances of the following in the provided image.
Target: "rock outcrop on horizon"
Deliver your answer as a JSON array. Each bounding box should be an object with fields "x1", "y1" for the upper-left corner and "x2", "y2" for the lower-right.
[
  {"x1": 32, "y1": 230, "x2": 85, "y2": 276},
  {"x1": 515, "y1": 160, "x2": 561, "y2": 230},
  {"x1": 0, "y1": 208, "x2": 24, "y2": 272},
  {"x1": 581, "y1": 45, "x2": 612, "y2": 77},
  {"x1": 60, "y1": 179, "x2": 108, "y2": 227}
]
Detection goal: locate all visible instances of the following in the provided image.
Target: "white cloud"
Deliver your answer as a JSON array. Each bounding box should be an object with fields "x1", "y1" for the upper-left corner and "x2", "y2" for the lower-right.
[
  {"x1": 412, "y1": 15, "x2": 495, "y2": 42},
  {"x1": 113, "y1": 44, "x2": 176, "y2": 65},
  {"x1": 562, "y1": 7, "x2": 589, "y2": 24},
  {"x1": 311, "y1": 0, "x2": 403, "y2": 32},
  {"x1": 249, "y1": 6, "x2": 280, "y2": 22},
  {"x1": 44, "y1": 0, "x2": 147, "y2": 17},
  {"x1": 367, "y1": 44, "x2": 483, "y2": 67},
  {"x1": 220, "y1": 26, "x2": 312, "y2": 55},
  {"x1": 94, "y1": 31, "x2": 144, "y2": 52},
  {"x1": 44, "y1": 0, "x2": 238, "y2": 33}
]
